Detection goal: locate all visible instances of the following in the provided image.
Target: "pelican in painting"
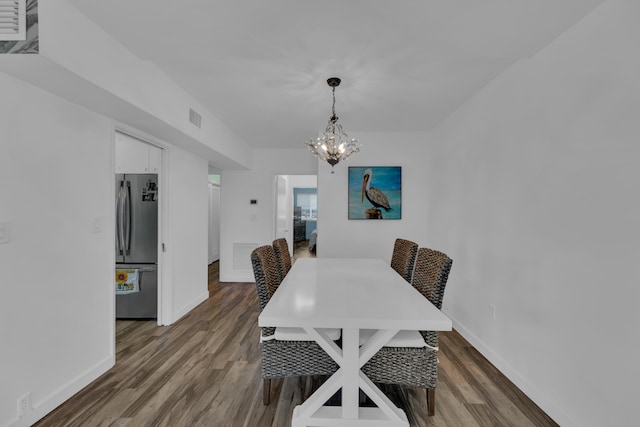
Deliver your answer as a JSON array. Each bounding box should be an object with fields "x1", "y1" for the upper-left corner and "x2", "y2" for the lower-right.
[{"x1": 361, "y1": 168, "x2": 391, "y2": 211}]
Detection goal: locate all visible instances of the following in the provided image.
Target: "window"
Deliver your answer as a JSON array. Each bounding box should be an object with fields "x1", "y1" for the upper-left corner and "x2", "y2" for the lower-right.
[
  {"x1": 296, "y1": 193, "x2": 317, "y2": 220},
  {"x1": 0, "y1": 0, "x2": 26, "y2": 41}
]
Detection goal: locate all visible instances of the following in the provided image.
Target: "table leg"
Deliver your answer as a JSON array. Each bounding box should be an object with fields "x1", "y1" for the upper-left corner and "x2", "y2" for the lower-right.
[
  {"x1": 342, "y1": 327, "x2": 359, "y2": 419},
  {"x1": 293, "y1": 327, "x2": 409, "y2": 427}
]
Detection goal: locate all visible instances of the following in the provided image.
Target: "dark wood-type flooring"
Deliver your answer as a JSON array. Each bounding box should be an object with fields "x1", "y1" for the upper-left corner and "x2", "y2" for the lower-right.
[{"x1": 36, "y1": 260, "x2": 557, "y2": 426}]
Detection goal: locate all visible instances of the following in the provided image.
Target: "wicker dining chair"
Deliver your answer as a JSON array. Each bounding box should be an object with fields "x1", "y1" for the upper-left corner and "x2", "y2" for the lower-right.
[
  {"x1": 362, "y1": 247, "x2": 453, "y2": 416},
  {"x1": 250, "y1": 245, "x2": 339, "y2": 405},
  {"x1": 272, "y1": 238, "x2": 292, "y2": 281},
  {"x1": 390, "y1": 238, "x2": 419, "y2": 282}
]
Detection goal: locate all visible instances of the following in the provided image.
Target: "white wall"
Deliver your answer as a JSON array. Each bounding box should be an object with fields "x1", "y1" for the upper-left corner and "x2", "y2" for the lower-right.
[
  {"x1": 0, "y1": 72, "x2": 212, "y2": 425},
  {"x1": 287, "y1": 175, "x2": 317, "y2": 189},
  {"x1": 425, "y1": 1, "x2": 640, "y2": 426},
  {"x1": 165, "y1": 148, "x2": 209, "y2": 322},
  {"x1": 220, "y1": 149, "x2": 317, "y2": 282},
  {"x1": 0, "y1": 72, "x2": 114, "y2": 426},
  {"x1": 317, "y1": 132, "x2": 431, "y2": 261}
]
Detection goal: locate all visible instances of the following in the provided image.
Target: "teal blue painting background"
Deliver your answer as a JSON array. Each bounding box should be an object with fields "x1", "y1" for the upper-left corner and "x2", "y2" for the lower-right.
[{"x1": 348, "y1": 166, "x2": 402, "y2": 220}]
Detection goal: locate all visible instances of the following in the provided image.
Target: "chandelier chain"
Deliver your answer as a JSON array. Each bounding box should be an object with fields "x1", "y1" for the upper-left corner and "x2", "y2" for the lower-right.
[{"x1": 331, "y1": 87, "x2": 337, "y2": 121}]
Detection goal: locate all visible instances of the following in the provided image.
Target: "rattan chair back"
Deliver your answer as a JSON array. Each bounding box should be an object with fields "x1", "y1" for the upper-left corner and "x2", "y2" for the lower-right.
[
  {"x1": 251, "y1": 245, "x2": 281, "y2": 311},
  {"x1": 364, "y1": 245, "x2": 453, "y2": 416},
  {"x1": 390, "y1": 238, "x2": 419, "y2": 282},
  {"x1": 251, "y1": 244, "x2": 339, "y2": 405},
  {"x1": 272, "y1": 238, "x2": 292, "y2": 281},
  {"x1": 411, "y1": 247, "x2": 453, "y2": 309}
]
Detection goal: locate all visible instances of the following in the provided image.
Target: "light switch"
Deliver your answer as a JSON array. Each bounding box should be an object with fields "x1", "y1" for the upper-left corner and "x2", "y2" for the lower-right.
[{"x1": 0, "y1": 221, "x2": 12, "y2": 244}]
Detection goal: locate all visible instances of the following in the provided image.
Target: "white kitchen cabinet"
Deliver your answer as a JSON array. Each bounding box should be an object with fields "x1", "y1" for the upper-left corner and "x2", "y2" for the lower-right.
[{"x1": 115, "y1": 132, "x2": 162, "y2": 173}]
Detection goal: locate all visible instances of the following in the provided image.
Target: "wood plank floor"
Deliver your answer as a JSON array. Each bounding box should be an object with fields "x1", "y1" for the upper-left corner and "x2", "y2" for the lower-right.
[{"x1": 36, "y1": 262, "x2": 557, "y2": 427}]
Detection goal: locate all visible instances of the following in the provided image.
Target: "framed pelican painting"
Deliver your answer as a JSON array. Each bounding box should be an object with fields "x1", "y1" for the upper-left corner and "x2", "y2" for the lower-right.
[{"x1": 348, "y1": 166, "x2": 402, "y2": 220}]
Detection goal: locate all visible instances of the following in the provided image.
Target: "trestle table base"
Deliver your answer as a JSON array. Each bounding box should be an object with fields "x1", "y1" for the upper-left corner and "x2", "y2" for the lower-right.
[
  {"x1": 292, "y1": 327, "x2": 410, "y2": 427},
  {"x1": 292, "y1": 406, "x2": 408, "y2": 427}
]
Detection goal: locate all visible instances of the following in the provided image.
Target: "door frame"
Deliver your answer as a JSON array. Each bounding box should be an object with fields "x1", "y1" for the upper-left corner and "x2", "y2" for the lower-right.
[
  {"x1": 208, "y1": 179, "x2": 221, "y2": 264},
  {"x1": 114, "y1": 126, "x2": 169, "y2": 327},
  {"x1": 274, "y1": 174, "x2": 318, "y2": 256},
  {"x1": 274, "y1": 175, "x2": 293, "y2": 255}
]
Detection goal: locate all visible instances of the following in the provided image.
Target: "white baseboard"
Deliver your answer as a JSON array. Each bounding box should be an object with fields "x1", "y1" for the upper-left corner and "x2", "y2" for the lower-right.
[
  {"x1": 219, "y1": 270, "x2": 254, "y2": 283},
  {"x1": 169, "y1": 292, "x2": 209, "y2": 325},
  {"x1": 444, "y1": 311, "x2": 574, "y2": 427},
  {"x1": 5, "y1": 355, "x2": 115, "y2": 427}
]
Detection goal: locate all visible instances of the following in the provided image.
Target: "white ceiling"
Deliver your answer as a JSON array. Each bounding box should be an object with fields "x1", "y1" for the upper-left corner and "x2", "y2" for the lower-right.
[{"x1": 67, "y1": 0, "x2": 603, "y2": 149}]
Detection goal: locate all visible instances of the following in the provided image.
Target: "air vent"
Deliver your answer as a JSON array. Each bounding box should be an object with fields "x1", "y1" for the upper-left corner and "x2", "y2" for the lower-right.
[
  {"x1": 189, "y1": 108, "x2": 202, "y2": 128},
  {"x1": 0, "y1": 0, "x2": 25, "y2": 41}
]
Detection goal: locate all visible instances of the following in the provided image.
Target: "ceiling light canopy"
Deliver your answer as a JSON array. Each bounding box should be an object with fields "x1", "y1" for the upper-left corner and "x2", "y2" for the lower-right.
[{"x1": 305, "y1": 77, "x2": 361, "y2": 173}]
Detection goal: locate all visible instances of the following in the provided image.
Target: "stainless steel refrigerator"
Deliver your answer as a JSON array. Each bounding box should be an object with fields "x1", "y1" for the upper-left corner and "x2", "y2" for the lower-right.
[{"x1": 115, "y1": 174, "x2": 158, "y2": 319}]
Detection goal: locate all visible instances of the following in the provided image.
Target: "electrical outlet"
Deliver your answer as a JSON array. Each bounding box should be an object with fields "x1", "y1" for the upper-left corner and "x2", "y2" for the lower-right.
[
  {"x1": 489, "y1": 304, "x2": 496, "y2": 320},
  {"x1": 17, "y1": 392, "x2": 31, "y2": 418}
]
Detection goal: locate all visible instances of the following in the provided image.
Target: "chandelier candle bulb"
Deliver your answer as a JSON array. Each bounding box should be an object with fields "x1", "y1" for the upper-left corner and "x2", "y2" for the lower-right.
[{"x1": 305, "y1": 77, "x2": 362, "y2": 173}]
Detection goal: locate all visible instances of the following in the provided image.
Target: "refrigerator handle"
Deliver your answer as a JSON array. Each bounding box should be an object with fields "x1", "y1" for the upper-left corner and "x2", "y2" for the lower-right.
[
  {"x1": 117, "y1": 181, "x2": 125, "y2": 255},
  {"x1": 124, "y1": 181, "x2": 132, "y2": 255}
]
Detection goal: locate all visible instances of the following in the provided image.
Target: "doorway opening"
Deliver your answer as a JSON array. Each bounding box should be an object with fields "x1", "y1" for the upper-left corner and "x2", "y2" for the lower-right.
[
  {"x1": 114, "y1": 131, "x2": 163, "y2": 327},
  {"x1": 292, "y1": 187, "x2": 317, "y2": 259},
  {"x1": 274, "y1": 175, "x2": 317, "y2": 260},
  {"x1": 207, "y1": 173, "x2": 221, "y2": 295}
]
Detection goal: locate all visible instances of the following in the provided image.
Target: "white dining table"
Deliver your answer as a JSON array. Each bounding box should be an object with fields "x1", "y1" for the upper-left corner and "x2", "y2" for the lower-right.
[{"x1": 258, "y1": 258, "x2": 452, "y2": 427}]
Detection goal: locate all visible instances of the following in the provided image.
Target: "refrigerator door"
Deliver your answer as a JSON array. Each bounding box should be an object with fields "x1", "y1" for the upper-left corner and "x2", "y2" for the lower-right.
[
  {"x1": 123, "y1": 174, "x2": 158, "y2": 264},
  {"x1": 116, "y1": 264, "x2": 158, "y2": 318}
]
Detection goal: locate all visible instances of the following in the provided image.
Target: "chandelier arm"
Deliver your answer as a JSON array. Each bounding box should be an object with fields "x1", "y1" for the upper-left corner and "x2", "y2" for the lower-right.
[{"x1": 305, "y1": 76, "x2": 360, "y2": 171}]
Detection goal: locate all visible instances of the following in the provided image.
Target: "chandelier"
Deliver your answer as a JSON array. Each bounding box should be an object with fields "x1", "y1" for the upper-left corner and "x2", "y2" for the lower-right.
[{"x1": 305, "y1": 77, "x2": 361, "y2": 173}]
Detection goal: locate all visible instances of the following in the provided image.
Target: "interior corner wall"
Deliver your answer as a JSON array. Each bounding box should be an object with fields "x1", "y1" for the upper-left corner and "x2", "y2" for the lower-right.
[
  {"x1": 317, "y1": 131, "x2": 431, "y2": 262},
  {"x1": 424, "y1": 1, "x2": 640, "y2": 426},
  {"x1": 0, "y1": 72, "x2": 114, "y2": 426},
  {"x1": 219, "y1": 149, "x2": 316, "y2": 282}
]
